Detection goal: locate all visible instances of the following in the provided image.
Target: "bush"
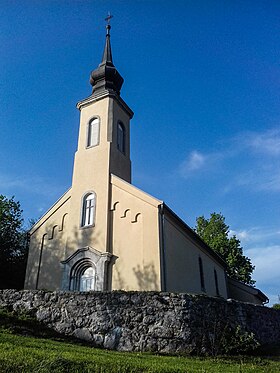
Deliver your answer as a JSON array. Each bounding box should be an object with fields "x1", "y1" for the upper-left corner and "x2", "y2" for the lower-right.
[
  {"x1": 199, "y1": 319, "x2": 260, "y2": 356},
  {"x1": 222, "y1": 325, "x2": 260, "y2": 355}
]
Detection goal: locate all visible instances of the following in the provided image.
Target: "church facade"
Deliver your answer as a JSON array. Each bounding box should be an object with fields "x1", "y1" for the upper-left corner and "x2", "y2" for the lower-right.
[{"x1": 24, "y1": 23, "x2": 267, "y2": 305}]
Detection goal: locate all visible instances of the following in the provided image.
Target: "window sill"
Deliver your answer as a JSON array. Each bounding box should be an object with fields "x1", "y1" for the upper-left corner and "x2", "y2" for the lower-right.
[
  {"x1": 86, "y1": 144, "x2": 99, "y2": 149},
  {"x1": 80, "y1": 224, "x2": 95, "y2": 230}
]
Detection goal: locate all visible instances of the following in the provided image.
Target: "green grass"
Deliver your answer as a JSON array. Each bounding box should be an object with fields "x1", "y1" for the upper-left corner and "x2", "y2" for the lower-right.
[
  {"x1": 1, "y1": 330, "x2": 280, "y2": 373},
  {"x1": 0, "y1": 308, "x2": 279, "y2": 372}
]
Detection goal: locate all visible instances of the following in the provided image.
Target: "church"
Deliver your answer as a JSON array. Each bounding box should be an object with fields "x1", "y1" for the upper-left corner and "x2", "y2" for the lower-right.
[{"x1": 24, "y1": 21, "x2": 267, "y2": 306}]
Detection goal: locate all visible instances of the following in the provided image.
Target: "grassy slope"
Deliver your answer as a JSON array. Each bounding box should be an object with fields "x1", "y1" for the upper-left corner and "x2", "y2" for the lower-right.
[{"x1": 0, "y1": 309, "x2": 279, "y2": 373}]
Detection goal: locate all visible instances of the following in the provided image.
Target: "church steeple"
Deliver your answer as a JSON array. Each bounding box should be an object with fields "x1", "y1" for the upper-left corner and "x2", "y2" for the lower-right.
[{"x1": 90, "y1": 14, "x2": 124, "y2": 97}]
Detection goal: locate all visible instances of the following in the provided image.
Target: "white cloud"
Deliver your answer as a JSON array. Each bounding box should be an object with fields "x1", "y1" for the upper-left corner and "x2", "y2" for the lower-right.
[
  {"x1": 0, "y1": 173, "x2": 63, "y2": 198},
  {"x1": 178, "y1": 150, "x2": 225, "y2": 178},
  {"x1": 229, "y1": 226, "x2": 280, "y2": 305},
  {"x1": 257, "y1": 172, "x2": 280, "y2": 192},
  {"x1": 244, "y1": 128, "x2": 280, "y2": 156},
  {"x1": 178, "y1": 127, "x2": 280, "y2": 192},
  {"x1": 184, "y1": 151, "x2": 206, "y2": 170},
  {"x1": 180, "y1": 128, "x2": 280, "y2": 178},
  {"x1": 229, "y1": 229, "x2": 250, "y2": 241},
  {"x1": 246, "y1": 245, "x2": 280, "y2": 285},
  {"x1": 230, "y1": 227, "x2": 280, "y2": 244},
  {"x1": 232, "y1": 168, "x2": 280, "y2": 193},
  {"x1": 227, "y1": 128, "x2": 280, "y2": 192}
]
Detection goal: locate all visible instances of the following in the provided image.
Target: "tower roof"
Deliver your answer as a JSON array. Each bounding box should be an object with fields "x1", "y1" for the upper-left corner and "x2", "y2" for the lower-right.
[{"x1": 90, "y1": 17, "x2": 124, "y2": 97}]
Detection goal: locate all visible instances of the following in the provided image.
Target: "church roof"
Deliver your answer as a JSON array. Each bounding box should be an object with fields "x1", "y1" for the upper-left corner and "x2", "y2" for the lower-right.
[{"x1": 89, "y1": 20, "x2": 124, "y2": 97}]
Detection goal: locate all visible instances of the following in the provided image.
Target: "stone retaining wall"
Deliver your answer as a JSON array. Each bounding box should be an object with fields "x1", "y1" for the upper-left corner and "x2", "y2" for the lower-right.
[{"x1": 0, "y1": 290, "x2": 279, "y2": 354}]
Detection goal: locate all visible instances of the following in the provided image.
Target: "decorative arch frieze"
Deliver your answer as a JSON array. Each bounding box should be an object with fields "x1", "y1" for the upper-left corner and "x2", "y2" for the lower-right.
[
  {"x1": 110, "y1": 201, "x2": 120, "y2": 211},
  {"x1": 120, "y1": 209, "x2": 130, "y2": 218},
  {"x1": 48, "y1": 225, "x2": 58, "y2": 240},
  {"x1": 60, "y1": 213, "x2": 68, "y2": 231},
  {"x1": 111, "y1": 200, "x2": 142, "y2": 224},
  {"x1": 131, "y1": 213, "x2": 141, "y2": 223},
  {"x1": 45, "y1": 212, "x2": 68, "y2": 241}
]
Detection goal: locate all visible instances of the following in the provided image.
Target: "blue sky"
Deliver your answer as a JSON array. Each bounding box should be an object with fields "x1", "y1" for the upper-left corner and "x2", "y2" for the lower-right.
[{"x1": 1, "y1": 1, "x2": 280, "y2": 304}]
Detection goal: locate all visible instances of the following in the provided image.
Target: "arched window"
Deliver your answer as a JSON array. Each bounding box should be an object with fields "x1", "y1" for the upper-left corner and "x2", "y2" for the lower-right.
[
  {"x1": 80, "y1": 267, "x2": 95, "y2": 291},
  {"x1": 117, "y1": 122, "x2": 125, "y2": 154},
  {"x1": 70, "y1": 260, "x2": 96, "y2": 291},
  {"x1": 214, "y1": 269, "x2": 220, "y2": 296},
  {"x1": 87, "y1": 118, "x2": 100, "y2": 148},
  {"x1": 81, "y1": 193, "x2": 96, "y2": 227},
  {"x1": 199, "y1": 257, "x2": 205, "y2": 292}
]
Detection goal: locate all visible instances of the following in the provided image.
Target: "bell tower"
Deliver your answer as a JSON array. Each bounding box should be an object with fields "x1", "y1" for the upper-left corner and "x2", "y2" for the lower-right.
[{"x1": 66, "y1": 17, "x2": 134, "y2": 257}]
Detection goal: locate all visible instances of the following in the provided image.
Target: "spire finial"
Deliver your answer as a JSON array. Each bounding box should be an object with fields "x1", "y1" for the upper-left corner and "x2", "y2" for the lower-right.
[
  {"x1": 105, "y1": 12, "x2": 113, "y2": 35},
  {"x1": 90, "y1": 13, "x2": 124, "y2": 96},
  {"x1": 101, "y1": 12, "x2": 113, "y2": 64}
]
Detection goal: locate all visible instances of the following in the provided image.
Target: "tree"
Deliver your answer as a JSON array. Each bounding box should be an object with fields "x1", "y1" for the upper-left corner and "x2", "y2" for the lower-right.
[
  {"x1": 272, "y1": 295, "x2": 280, "y2": 310},
  {"x1": 194, "y1": 212, "x2": 255, "y2": 285},
  {"x1": 0, "y1": 195, "x2": 28, "y2": 289}
]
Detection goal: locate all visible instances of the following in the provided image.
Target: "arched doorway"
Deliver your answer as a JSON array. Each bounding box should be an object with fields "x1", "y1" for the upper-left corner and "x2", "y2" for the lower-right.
[{"x1": 61, "y1": 247, "x2": 114, "y2": 292}]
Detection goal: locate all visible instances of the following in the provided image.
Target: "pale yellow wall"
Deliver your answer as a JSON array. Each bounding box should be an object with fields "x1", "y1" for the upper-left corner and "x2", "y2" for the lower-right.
[
  {"x1": 110, "y1": 175, "x2": 162, "y2": 291},
  {"x1": 24, "y1": 190, "x2": 71, "y2": 290},
  {"x1": 67, "y1": 97, "x2": 111, "y2": 256},
  {"x1": 66, "y1": 96, "x2": 132, "y2": 259},
  {"x1": 163, "y1": 214, "x2": 228, "y2": 298}
]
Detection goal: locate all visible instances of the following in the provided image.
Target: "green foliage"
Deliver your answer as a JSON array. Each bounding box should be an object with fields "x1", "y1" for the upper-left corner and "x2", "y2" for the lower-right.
[
  {"x1": 0, "y1": 195, "x2": 28, "y2": 289},
  {"x1": 198, "y1": 316, "x2": 259, "y2": 356},
  {"x1": 195, "y1": 212, "x2": 255, "y2": 285},
  {"x1": 222, "y1": 325, "x2": 260, "y2": 355},
  {"x1": 272, "y1": 295, "x2": 280, "y2": 310}
]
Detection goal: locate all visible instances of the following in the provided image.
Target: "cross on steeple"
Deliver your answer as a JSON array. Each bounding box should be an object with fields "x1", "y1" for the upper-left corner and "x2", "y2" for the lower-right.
[
  {"x1": 105, "y1": 12, "x2": 113, "y2": 36},
  {"x1": 105, "y1": 12, "x2": 113, "y2": 24}
]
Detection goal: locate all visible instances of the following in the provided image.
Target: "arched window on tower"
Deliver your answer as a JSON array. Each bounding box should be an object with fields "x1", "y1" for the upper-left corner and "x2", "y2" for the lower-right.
[
  {"x1": 117, "y1": 121, "x2": 125, "y2": 154},
  {"x1": 87, "y1": 117, "x2": 100, "y2": 148},
  {"x1": 199, "y1": 257, "x2": 206, "y2": 292},
  {"x1": 81, "y1": 193, "x2": 96, "y2": 227}
]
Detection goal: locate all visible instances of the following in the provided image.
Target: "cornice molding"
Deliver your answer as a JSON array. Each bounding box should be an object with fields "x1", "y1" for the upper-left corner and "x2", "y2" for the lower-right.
[{"x1": 76, "y1": 91, "x2": 134, "y2": 119}]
